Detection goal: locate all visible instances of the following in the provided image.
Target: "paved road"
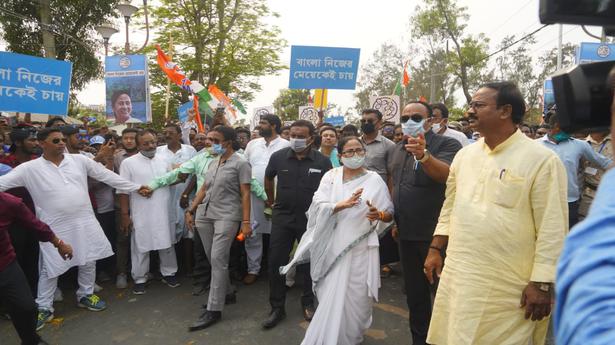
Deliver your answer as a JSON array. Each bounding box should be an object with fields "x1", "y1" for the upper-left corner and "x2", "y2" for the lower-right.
[{"x1": 2, "y1": 273, "x2": 410, "y2": 345}]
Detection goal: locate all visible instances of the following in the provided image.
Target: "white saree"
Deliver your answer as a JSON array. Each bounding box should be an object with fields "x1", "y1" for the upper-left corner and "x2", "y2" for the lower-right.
[{"x1": 281, "y1": 167, "x2": 394, "y2": 345}]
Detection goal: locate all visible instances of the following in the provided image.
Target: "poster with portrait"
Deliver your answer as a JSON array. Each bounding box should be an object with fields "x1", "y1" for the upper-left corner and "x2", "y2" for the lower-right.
[
  {"x1": 369, "y1": 95, "x2": 400, "y2": 124},
  {"x1": 104, "y1": 55, "x2": 151, "y2": 124},
  {"x1": 298, "y1": 106, "x2": 319, "y2": 125},
  {"x1": 251, "y1": 106, "x2": 274, "y2": 130}
]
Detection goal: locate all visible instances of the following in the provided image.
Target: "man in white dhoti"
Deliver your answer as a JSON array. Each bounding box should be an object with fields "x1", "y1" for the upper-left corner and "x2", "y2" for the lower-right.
[
  {"x1": 282, "y1": 136, "x2": 394, "y2": 345},
  {"x1": 0, "y1": 128, "x2": 151, "y2": 330},
  {"x1": 118, "y1": 130, "x2": 180, "y2": 295},
  {"x1": 243, "y1": 114, "x2": 289, "y2": 285}
]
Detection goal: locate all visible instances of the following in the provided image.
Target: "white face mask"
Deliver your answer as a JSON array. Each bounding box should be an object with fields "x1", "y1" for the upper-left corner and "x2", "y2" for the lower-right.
[
  {"x1": 341, "y1": 155, "x2": 365, "y2": 169},
  {"x1": 140, "y1": 149, "x2": 156, "y2": 159},
  {"x1": 402, "y1": 118, "x2": 426, "y2": 137},
  {"x1": 290, "y1": 138, "x2": 309, "y2": 152},
  {"x1": 431, "y1": 122, "x2": 442, "y2": 133}
]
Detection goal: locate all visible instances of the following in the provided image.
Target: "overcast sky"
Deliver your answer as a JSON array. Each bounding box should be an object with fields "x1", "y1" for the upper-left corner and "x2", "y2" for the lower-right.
[{"x1": 76, "y1": 0, "x2": 600, "y2": 120}]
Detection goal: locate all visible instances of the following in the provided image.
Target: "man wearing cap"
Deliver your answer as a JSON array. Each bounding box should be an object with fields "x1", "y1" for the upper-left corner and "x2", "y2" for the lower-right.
[
  {"x1": 0, "y1": 125, "x2": 41, "y2": 294},
  {"x1": 0, "y1": 127, "x2": 152, "y2": 330}
]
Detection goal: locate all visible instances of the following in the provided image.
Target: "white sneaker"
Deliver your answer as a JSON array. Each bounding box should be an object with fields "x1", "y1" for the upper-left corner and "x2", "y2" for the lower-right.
[
  {"x1": 116, "y1": 273, "x2": 128, "y2": 289},
  {"x1": 53, "y1": 288, "x2": 63, "y2": 302},
  {"x1": 94, "y1": 283, "x2": 103, "y2": 293}
]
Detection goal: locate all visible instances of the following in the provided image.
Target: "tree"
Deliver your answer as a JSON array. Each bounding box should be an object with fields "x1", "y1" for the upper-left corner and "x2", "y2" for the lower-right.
[
  {"x1": 0, "y1": 0, "x2": 119, "y2": 90},
  {"x1": 354, "y1": 43, "x2": 405, "y2": 111},
  {"x1": 273, "y1": 89, "x2": 310, "y2": 121},
  {"x1": 146, "y1": 0, "x2": 286, "y2": 127},
  {"x1": 411, "y1": 0, "x2": 491, "y2": 104},
  {"x1": 494, "y1": 36, "x2": 541, "y2": 110}
]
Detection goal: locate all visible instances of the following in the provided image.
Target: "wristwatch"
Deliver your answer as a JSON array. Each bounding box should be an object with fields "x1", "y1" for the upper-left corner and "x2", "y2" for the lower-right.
[
  {"x1": 418, "y1": 149, "x2": 431, "y2": 163},
  {"x1": 533, "y1": 282, "x2": 552, "y2": 293}
]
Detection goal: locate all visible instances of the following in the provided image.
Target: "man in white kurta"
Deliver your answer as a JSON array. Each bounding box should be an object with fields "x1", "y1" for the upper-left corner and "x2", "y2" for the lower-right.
[
  {"x1": 155, "y1": 125, "x2": 197, "y2": 242},
  {"x1": 118, "y1": 135, "x2": 178, "y2": 292},
  {"x1": 0, "y1": 130, "x2": 142, "y2": 315},
  {"x1": 243, "y1": 115, "x2": 289, "y2": 283}
]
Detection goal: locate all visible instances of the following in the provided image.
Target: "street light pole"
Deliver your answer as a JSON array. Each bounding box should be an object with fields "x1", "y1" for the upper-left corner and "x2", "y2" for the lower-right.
[
  {"x1": 95, "y1": 23, "x2": 119, "y2": 56},
  {"x1": 124, "y1": 16, "x2": 131, "y2": 54},
  {"x1": 116, "y1": 1, "x2": 139, "y2": 55}
]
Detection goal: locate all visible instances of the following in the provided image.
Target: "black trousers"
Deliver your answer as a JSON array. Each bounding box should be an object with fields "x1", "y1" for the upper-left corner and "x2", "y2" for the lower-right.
[
  {"x1": 0, "y1": 261, "x2": 41, "y2": 345},
  {"x1": 398, "y1": 240, "x2": 435, "y2": 345},
  {"x1": 569, "y1": 201, "x2": 580, "y2": 229},
  {"x1": 268, "y1": 218, "x2": 313, "y2": 309},
  {"x1": 192, "y1": 229, "x2": 212, "y2": 288},
  {"x1": 95, "y1": 211, "x2": 116, "y2": 275},
  {"x1": 9, "y1": 224, "x2": 39, "y2": 296}
]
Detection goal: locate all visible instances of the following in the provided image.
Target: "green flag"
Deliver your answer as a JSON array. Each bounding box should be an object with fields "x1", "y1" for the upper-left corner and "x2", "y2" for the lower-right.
[
  {"x1": 196, "y1": 88, "x2": 212, "y2": 103},
  {"x1": 393, "y1": 80, "x2": 402, "y2": 96},
  {"x1": 231, "y1": 98, "x2": 247, "y2": 114}
]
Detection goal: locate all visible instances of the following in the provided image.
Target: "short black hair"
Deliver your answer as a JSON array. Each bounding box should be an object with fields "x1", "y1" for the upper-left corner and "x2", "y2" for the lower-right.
[
  {"x1": 45, "y1": 116, "x2": 66, "y2": 128},
  {"x1": 405, "y1": 101, "x2": 433, "y2": 117},
  {"x1": 260, "y1": 114, "x2": 282, "y2": 134},
  {"x1": 164, "y1": 123, "x2": 182, "y2": 135},
  {"x1": 122, "y1": 128, "x2": 140, "y2": 136},
  {"x1": 235, "y1": 127, "x2": 251, "y2": 137},
  {"x1": 213, "y1": 125, "x2": 240, "y2": 150},
  {"x1": 336, "y1": 135, "x2": 364, "y2": 154},
  {"x1": 319, "y1": 126, "x2": 338, "y2": 137},
  {"x1": 480, "y1": 81, "x2": 526, "y2": 124},
  {"x1": 290, "y1": 120, "x2": 315, "y2": 136},
  {"x1": 430, "y1": 103, "x2": 449, "y2": 118},
  {"x1": 281, "y1": 125, "x2": 291, "y2": 132},
  {"x1": 37, "y1": 127, "x2": 62, "y2": 141},
  {"x1": 361, "y1": 108, "x2": 383, "y2": 120},
  {"x1": 341, "y1": 124, "x2": 359, "y2": 137},
  {"x1": 136, "y1": 129, "x2": 157, "y2": 144}
]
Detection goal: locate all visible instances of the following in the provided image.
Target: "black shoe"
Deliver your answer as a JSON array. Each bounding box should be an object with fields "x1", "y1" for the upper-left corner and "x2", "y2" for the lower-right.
[
  {"x1": 188, "y1": 311, "x2": 221, "y2": 332},
  {"x1": 201, "y1": 292, "x2": 236, "y2": 309},
  {"x1": 192, "y1": 284, "x2": 207, "y2": 296},
  {"x1": 302, "y1": 304, "x2": 316, "y2": 321},
  {"x1": 262, "y1": 308, "x2": 286, "y2": 329}
]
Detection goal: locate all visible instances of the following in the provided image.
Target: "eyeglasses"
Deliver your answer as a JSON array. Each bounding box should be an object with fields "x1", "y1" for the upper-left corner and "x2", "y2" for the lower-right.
[
  {"x1": 51, "y1": 138, "x2": 67, "y2": 144},
  {"x1": 341, "y1": 148, "x2": 366, "y2": 158}
]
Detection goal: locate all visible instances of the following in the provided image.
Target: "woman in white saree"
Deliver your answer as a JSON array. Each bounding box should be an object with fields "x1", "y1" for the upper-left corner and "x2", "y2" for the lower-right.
[{"x1": 282, "y1": 136, "x2": 394, "y2": 345}]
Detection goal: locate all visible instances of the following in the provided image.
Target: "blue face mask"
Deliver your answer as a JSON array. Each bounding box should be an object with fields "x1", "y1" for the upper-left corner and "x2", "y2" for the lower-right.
[
  {"x1": 553, "y1": 131, "x2": 571, "y2": 142},
  {"x1": 212, "y1": 143, "x2": 226, "y2": 155},
  {"x1": 402, "y1": 118, "x2": 426, "y2": 137}
]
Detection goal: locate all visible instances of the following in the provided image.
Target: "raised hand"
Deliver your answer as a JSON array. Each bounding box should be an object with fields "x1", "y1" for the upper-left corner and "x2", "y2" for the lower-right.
[
  {"x1": 404, "y1": 133, "x2": 426, "y2": 159},
  {"x1": 334, "y1": 188, "x2": 363, "y2": 213}
]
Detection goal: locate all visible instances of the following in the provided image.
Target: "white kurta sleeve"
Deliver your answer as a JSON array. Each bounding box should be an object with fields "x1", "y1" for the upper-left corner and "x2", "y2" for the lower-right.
[
  {"x1": 117, "y1": 159, "x2": 134, "y2": 194},
  {"x1": 81, "y1": 155, "x2": 140, "y2": 193},
  {"x1": 0, "y1": 165, "x2": 26, "y2": 191}
]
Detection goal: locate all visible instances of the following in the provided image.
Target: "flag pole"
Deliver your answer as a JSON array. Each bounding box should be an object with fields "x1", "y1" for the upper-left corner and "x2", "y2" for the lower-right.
[{"x1": 164, "y1": 34, "x2": 173, "y2": 122}]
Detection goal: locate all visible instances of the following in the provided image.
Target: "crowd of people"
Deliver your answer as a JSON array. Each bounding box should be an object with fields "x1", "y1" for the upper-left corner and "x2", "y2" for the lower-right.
[{"x1": 0, "y1": 80, "x2": 613, "y2": 345}]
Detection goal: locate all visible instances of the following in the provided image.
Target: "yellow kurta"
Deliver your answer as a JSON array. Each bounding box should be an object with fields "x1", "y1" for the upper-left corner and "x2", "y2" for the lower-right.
[{"x1": 427, "y1": 130, "x2": 568, "y2": 345}]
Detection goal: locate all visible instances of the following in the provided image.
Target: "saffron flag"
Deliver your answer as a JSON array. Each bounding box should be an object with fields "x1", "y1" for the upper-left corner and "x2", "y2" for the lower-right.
[
  {"x1": 207, "y1": 85, "x2": 237, "y2": 125},
  {"x1": 192, "y1": 95, "x2": 205, "y2": 133},
  {"x1": 156, "y1": 45, "x2": 192, "y2": 91},
  {"x1": 402, "y1": 62, "x2": 410, "y2": 87}
]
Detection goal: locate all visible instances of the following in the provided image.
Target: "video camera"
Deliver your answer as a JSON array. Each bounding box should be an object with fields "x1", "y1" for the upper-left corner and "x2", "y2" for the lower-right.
[{"x1": 539, "y1": 0, "x2": 615, "y2": 133}]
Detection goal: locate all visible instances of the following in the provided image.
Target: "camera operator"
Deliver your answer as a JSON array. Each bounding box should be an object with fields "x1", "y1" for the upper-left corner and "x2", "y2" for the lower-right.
[{"x1": 555, "y1": 68, "x2": 615, "y2": 344}]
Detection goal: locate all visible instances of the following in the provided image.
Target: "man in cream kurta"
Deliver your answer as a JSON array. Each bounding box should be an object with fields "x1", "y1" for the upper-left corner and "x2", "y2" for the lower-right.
[
  {"x1": 118, "y1": 142, "x2": 178, "y2": 292},
  {"x1": 425, "y1": 82, "x2": 568, "y2": 345}
]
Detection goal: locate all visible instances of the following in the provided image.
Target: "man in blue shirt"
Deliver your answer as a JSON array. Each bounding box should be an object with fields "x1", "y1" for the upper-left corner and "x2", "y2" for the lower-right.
[
  {"x1": 537, "y1": 112, "x2": 612, "y2": 227},
  {"x1": 555, "y1": 79, "x2": 615, "y2": 344}
]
